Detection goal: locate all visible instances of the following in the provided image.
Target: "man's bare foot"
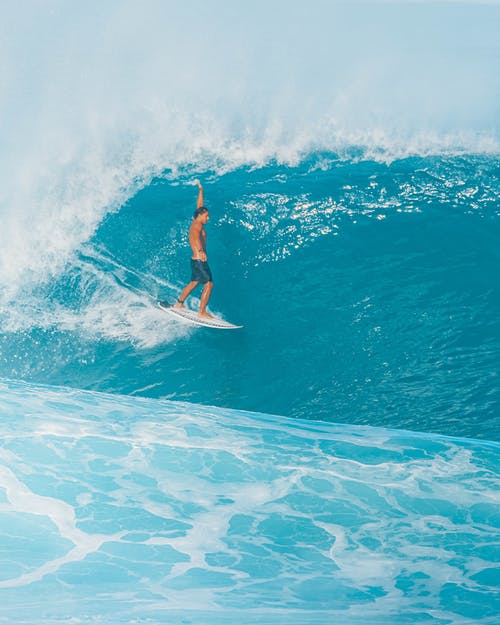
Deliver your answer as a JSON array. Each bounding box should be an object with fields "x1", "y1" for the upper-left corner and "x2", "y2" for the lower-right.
[
  {"x1": 198, "y1": 311, "x2": 214, "y2": 319},
  {"x1": 174, "y1": 301, "x2": 185, "y2": 309}
]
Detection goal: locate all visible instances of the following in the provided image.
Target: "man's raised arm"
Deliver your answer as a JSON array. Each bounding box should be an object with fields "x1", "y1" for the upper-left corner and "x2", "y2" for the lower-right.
[{"x1": 196, "y1": 180, "x2": 204, "y2": 208}]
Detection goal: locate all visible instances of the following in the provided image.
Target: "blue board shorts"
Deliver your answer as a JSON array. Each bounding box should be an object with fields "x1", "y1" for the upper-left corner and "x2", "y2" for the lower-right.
[{"x1": 191, "y1": 259, "x2": 213, "y2": 284}]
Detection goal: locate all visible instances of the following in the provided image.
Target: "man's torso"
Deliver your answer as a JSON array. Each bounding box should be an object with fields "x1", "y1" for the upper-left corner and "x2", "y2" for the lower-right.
[{"x1": 189, "y1": 222, "x2": 207, "y2": 259}]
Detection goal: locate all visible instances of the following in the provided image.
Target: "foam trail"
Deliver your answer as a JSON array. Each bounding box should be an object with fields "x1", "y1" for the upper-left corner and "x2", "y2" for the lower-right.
[{"x1": 0, "y1": 463, "x2": 124, "y2": 588}]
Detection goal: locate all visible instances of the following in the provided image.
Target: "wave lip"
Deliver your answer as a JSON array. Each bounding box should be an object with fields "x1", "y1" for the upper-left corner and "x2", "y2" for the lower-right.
[{"x1": 0, "y1": 379, "x2": 498, "y2": 624}]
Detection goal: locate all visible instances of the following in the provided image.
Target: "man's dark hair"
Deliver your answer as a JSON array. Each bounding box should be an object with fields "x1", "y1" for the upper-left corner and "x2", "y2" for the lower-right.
[{"x1": 193, "y1": 206, "x2": 208, "y2": 219}]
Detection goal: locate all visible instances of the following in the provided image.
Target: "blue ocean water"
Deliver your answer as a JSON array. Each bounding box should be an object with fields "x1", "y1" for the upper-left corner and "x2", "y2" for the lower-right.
[{"x1": 1, "y1": 1, "x2": 499, "y2": 623}]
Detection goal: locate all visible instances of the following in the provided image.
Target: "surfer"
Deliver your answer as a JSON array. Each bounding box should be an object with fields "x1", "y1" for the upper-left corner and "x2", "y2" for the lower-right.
[{"x1": 174, "y1": 180, "x2": 214, "y2": 318}]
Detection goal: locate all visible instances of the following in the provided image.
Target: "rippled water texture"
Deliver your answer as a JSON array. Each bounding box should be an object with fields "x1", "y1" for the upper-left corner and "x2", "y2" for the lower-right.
[{"x1": 0, "y1": 380, "x2": 498, "y2": 624}]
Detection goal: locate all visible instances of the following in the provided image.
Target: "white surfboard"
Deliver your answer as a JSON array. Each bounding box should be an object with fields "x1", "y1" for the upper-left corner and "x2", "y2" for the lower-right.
[{"x1": 158, "y1": 301, "x2": 242, "y2": 329}]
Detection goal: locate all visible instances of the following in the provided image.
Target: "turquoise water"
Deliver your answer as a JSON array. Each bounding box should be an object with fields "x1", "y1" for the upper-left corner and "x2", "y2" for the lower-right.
[
  {"x1": 0, "y1": 1, "x2": 499, "y2": 623},
  {"x1": 0, "y1": 379, "x2": 499, "y2": 624}
]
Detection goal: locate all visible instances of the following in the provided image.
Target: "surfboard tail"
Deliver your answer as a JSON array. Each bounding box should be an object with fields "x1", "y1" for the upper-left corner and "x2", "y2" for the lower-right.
[{"x1": 158, "y1": 301, "x2": 242, "y2": 329}]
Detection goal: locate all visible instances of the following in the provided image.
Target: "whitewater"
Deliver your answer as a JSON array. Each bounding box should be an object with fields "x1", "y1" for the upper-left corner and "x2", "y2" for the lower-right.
[{"x1": 0, "y1": 1, "x2": 499, "y2": 623}]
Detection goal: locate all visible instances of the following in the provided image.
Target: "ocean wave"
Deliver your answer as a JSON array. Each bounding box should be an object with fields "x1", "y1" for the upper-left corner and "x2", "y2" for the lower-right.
[
  {"x1": 0, "y1": 154, "x2": 498, "y2": 441},
  {"x1": 1, "y1": 1, "x2": 499, "y2": 297}
]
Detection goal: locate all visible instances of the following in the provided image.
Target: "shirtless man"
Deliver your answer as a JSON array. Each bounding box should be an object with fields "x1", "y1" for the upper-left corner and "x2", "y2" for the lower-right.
[{"x1": 174, "y1": 180, "x2": 213, "y2": 318}]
